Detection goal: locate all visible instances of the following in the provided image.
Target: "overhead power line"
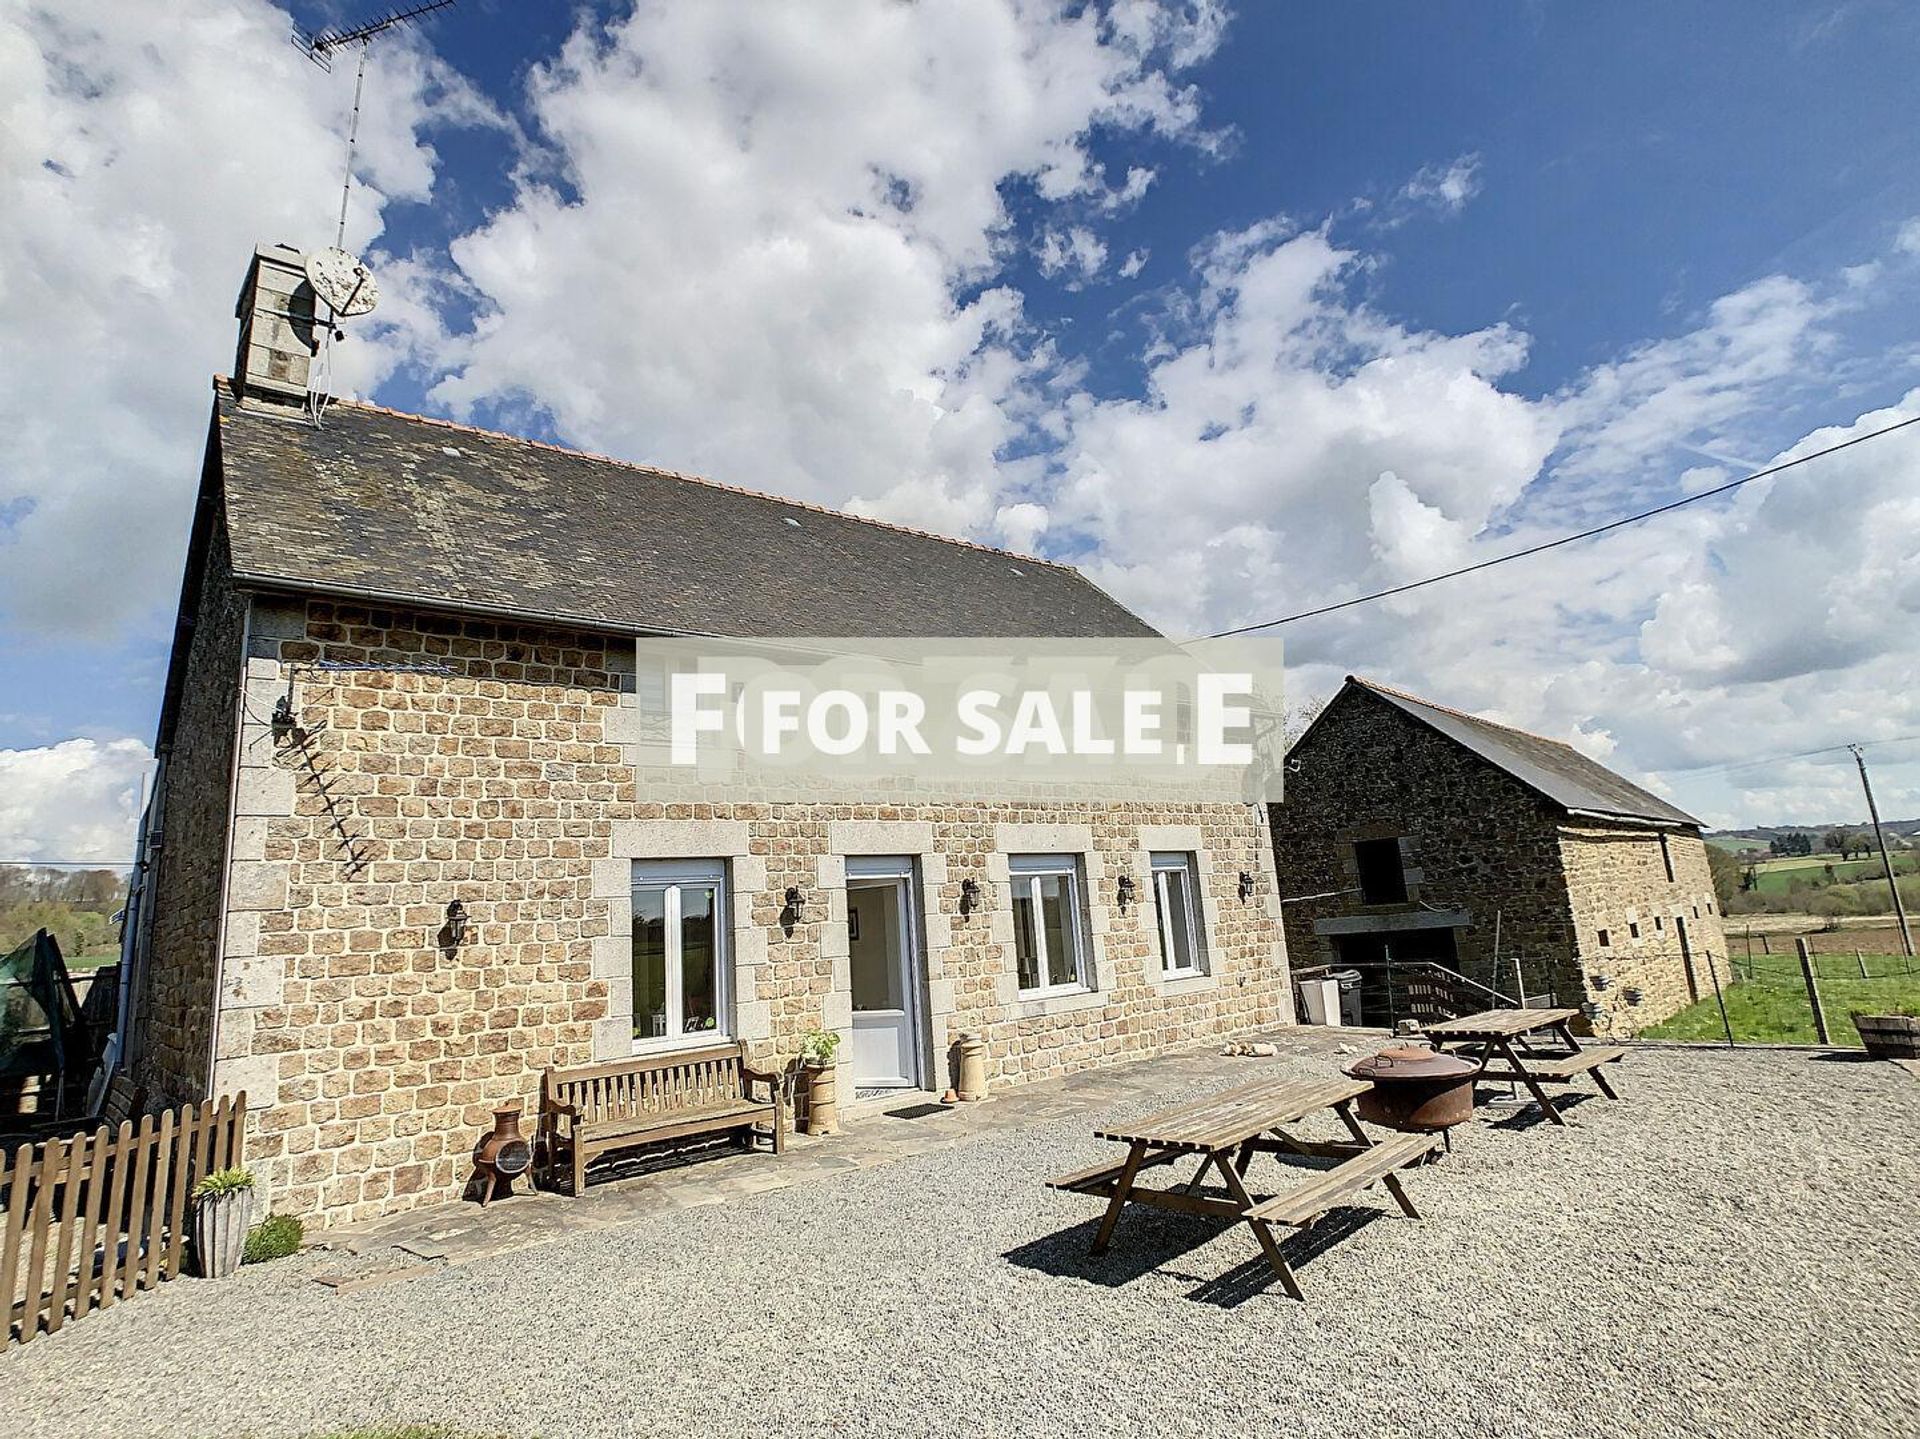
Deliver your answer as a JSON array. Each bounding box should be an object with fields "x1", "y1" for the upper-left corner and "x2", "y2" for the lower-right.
[
  {"x1": 1648, "y1": 732, "x2": 1920, "y2": 780},
  {"x1": 1209, "y1": 412, "x2": 1920, "y2": 638}
]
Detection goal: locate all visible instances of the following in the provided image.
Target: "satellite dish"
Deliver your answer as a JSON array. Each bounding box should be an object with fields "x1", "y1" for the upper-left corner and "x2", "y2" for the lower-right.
[{"x1": 305, "y1": 247, "x2": 380, "y2": 318}]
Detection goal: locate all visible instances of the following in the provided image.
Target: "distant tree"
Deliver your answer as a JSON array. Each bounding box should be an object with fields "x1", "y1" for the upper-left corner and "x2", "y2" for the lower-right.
[
  {"x1": 1822, "y1": 828, "x2": 1849, "y2": 857},
  {"x1": 1841, "y1": 831, "x2": 1873, "y2": 861},
  {"x1": 1706, "y1": 846, "x2": 1744, "y2": 910},
  {"x1": 1769, "y1": 833, "x2": 1813, "y2": 857}
]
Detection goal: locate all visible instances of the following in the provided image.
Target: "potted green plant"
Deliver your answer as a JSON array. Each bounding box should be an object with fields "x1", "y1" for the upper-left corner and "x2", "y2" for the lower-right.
[
  {"x1": 1851, "y1": 1005, "x2": 1920, "y2": 1060},
  {"x1": 192, "y1": 1167, "x2": 257, "y2": 1279},
  {"x1": 799, "y1": 1028, "x2": 841, "y2": 1136}
]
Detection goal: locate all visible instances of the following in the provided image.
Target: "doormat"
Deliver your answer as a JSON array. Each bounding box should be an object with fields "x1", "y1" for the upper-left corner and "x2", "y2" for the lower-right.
[{"x1": 884, "y1": 1102, "x2": 951, "y2": 1120}]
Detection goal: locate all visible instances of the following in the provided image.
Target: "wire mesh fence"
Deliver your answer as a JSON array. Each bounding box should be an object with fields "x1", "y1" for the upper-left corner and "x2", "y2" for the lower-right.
[{"x1": 1641, "y1": 929, "x2": 1918, "y2": 1047}]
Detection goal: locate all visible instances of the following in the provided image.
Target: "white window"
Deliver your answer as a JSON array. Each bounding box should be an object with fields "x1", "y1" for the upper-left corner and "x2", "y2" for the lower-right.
[
  {"x1": 1150, "y1": 852, "x2": 1207, "y2": 976},
  {"x1": 631, "y1": 859, "x2": 728, "y2": 1048},
  {"x1": 1009, "y1": 854, "x2": 1091, "y2": 995}
]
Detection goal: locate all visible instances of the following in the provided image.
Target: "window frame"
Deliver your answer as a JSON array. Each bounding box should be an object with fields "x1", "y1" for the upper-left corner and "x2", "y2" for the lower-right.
[
  {"x1": 1008, "y1": 854, "x2": 1092, "y2": 998},
  {"x1": 1149, "y1": 851, "x2": 1208, "y2": 977},
  {"x1": 630, "y1": 858, "x2": 730, "y2": 1053}
]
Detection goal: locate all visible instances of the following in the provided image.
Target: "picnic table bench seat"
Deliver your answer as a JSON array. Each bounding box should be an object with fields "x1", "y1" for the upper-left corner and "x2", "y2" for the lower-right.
[
  {"x1": 539, "y1": 1043, "x2": 784, "y2": 1195},
  {"x1": 1046, "y1": 1149, "x2": 1182, "y2": 1195},
  {"x1": 1476, "y1": 1044, "x2": 1628, "y2": 1084},
  {"x1": 1245, "y1": 1131, "x2": 1436, "y2": 1227}
]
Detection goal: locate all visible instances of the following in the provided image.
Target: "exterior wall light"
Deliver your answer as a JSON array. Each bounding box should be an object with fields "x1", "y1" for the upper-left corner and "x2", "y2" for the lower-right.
[
  {"x1": 783, "y1": 886, "x2": 805, "y2": 919},
  {"x1": 1238, "y1": 871, "x2": 1258, "y2": 903},
  {"x1": 1116, "y1": 874, "x2": 1136, "y2": 913},
  {"x1": 443, "y1": 900, "x2": 469, "y2": 948},
  {"x1": 960, "y1": 877, "x2": 984, "y2": 918}
]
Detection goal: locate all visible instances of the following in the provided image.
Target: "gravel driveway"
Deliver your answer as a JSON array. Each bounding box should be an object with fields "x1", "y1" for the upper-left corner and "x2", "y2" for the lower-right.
[{"x1": 3, "y1": 1045, "x2": 1916, "y2": 1439}]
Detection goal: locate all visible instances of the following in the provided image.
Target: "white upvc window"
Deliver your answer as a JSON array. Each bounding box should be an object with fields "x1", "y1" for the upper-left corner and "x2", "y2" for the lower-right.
[
  {"x1": 1150, "y1": 851, "x2": 1207, "y2": 976},
  {"x1": 1009, "y1": 854, "x2": 1091, "y2": 996},
  {"x1": 631, "y1": 859, "x2": 729, "y2": 1050}
]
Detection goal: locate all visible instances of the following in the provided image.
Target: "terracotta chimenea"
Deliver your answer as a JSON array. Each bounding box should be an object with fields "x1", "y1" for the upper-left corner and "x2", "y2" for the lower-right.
[{"x1": 471, "y1": 1105, "x2": 533, "y2": 1206}]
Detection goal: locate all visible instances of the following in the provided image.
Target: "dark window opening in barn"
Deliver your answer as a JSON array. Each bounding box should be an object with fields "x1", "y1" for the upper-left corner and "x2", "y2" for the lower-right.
[
  {"x1": 1628, "y1": 921, "x2": 1641, "y2": 940},
  {"x1": 1353, "y1": 838, "x2": 1408, "y2": 904},
  {"x1": 1660, "y1": 833, "x2": 1676, "y2": 883},
  {"x1": 1598, "y1": 929, "x2": 1611, "y2": 947},
  {"x1": 1655, "y1": 915, "x2": 1664, "y2": 931}
]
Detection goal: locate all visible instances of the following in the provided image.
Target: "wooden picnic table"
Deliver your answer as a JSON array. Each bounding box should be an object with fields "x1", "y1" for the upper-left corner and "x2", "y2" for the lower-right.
[
  {"x1": 1421, "y1": 1007, "x2": 1626, "y2": 1126},
  {"x1": 1048, "y1": 1075, "x2": 1435, "y2": 1301}
]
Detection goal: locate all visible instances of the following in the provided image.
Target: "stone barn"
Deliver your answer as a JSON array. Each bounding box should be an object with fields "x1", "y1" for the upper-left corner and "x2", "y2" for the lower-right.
[{"x1": 1271, "y1": 676, "x2": 1727, "y2": 1035}]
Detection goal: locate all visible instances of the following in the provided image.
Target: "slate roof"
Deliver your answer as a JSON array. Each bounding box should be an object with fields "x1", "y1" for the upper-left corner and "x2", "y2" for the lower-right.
[
  {"x1": 1328, "y1": 676, "x2": 1703, "y2": 828},
  {"x1": 212, "y1": 384, "x2": 1157, "y2": 640}
]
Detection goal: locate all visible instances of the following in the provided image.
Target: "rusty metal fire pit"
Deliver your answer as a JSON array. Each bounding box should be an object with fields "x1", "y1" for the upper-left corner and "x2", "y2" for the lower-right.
[
  {"x1": 1346, "y1": 1042, "x2": 1478, "y2": 1139},
  {"x1": 471, "y1": 1104, "x2": 533, "y2": 1206}
]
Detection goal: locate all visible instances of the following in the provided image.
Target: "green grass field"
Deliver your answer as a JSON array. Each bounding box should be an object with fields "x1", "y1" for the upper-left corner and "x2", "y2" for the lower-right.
[
  {"x1": 1746, "y1": 854, "x2": 1902, "y2": 894},
  {"x1": 1641, "y1": 951, "x2": 1920, "y2": 1045}
]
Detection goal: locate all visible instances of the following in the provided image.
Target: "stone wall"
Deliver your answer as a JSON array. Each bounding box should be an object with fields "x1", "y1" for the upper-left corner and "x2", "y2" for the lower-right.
[
  {"x1": 1557, "y1": 823, "x2": 1729, "y2": 1035},
  {"x1": 1270, "y1": 687, "x2": 1579, "y2": 997},
  {"x1": 193, "y1": 597, "x2": 1291, "y2": 1226},
  {"x1": 136, "y1": 518, "x2": 249, "y2": 1105}
]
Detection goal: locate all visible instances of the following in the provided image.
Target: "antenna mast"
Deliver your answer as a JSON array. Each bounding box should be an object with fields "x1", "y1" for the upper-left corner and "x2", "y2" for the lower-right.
[{"x1": 291, "y1": 1, "x2": 460, "y2": 248}]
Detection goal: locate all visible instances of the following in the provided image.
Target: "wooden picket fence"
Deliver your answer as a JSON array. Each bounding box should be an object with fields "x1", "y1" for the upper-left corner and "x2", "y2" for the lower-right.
[{"x1": 1, "y1": 1092, "x2": 246, "y2": 1346}]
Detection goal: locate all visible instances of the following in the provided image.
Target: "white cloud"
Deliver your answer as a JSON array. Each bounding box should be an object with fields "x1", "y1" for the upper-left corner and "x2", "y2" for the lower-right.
[
  {"x1": 1398, "y1": 153, "x2": 1482, "y2": 218},
  {"x1": 993, "y1": 500, "x2": 1050, "y2": 554},
  {"x1": 1119, "y1": 248, "x2": 1149, "y2": 278},
  {"x1": 1051, "y1": 224, "x2": 1559, "y2": 638},
  {"x1": 0, "y1": 0, "x2": 488, "y2": 639},
  {"x1": 419, "y1": 0, "x2": 1225, "y2": 537},
  {"x1": 1037, "y1": 225, "x2": 1109, "y2": 282},
  {"x1": 0, "y1": 738, "x2": 153, "y2": 861},
  {"x1": 1895, "y1": 217, "x2": 1920, "y2": 256}
]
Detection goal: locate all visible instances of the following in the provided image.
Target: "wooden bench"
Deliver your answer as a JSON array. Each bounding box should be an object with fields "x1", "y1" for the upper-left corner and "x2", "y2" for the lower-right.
[
  {"x1": 539, "y1": 1043, "x2": 784, "y2": 1196},
  {"x1": 1246, "y1": 1131, "x2": 1437, "y2": 1229},
  {"x1": 1478, "y1": 1045, "x2": 1627, "y2": 1098}
]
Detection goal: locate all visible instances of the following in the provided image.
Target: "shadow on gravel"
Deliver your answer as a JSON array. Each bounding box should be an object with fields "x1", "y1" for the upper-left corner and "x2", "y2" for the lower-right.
[
  {"x1": 1003, "y1": 1210, "x2": 1237, "y2": 1288},
  {"x1": 1185, "y1": 1208, "x2": 1385, "y2": 1309},
  {"x1": 1006, "y1": 1198, "x2": 1386, "y2": 1306},
  {"x1": 1806, "y1": 1050, "x2": 1877, "y2": 1064},
  {"x1": 1478, "y1": 1090, "x2": 1599, "y2": 1130}
]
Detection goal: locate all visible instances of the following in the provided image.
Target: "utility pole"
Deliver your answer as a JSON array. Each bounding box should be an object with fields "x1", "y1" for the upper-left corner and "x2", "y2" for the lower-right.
[{"x1": 1849, "y1": 743, "x2": 1915, "y2": 959}]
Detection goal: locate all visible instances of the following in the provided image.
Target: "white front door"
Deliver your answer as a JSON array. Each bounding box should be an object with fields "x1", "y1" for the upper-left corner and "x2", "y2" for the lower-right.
[{"x1": 847, "y1": 860, "x2": 921, "y2": 1089}]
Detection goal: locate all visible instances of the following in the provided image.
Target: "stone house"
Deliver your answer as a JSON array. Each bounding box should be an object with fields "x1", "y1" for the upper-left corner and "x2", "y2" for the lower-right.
[
  {"x1": 120, "y1": 246, "x2": 1292, "y2": 1227},
  {"x1": 1270, "y1": 676, "x2": 1727, "y2": 1035}
]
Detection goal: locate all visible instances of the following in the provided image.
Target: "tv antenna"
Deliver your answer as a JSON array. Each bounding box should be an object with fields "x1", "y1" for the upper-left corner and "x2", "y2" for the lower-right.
[{"x1": 291, "y1": 1, "x2": 460, "y2": 249}]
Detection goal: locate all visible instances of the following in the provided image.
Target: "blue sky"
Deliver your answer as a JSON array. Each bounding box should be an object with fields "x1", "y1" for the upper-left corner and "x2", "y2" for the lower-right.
[{"x1": 3, "y1": 0, "x2": 1919, "y2": 857}]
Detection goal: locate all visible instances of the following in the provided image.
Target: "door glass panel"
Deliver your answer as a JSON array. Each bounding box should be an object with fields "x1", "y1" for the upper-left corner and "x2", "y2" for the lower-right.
[
  {"x1": 1038, "y1": 873, "x2": 1079, "y2": 987},
  {"x1": 632, "y1": 888, "x2": 669, "y2": 1041},
  {"x1": 849, "y1": 884, "x2": 903, "y2": 1012},
  {"x1": 1012, "y1": 882, "x2": 1042, "y2": 989},
  {"x1": 680, "y1": 884, "x2": 719, "y2": 1035}
]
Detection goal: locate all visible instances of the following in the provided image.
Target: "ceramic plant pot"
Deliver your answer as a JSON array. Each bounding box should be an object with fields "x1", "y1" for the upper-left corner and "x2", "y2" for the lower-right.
[
  {"x1": 804, "y1": 1061, "x2": 838, "y2": 1136},
  {"x1": 194, "y1": 1189, "x2": 256, "y2": 1279}
]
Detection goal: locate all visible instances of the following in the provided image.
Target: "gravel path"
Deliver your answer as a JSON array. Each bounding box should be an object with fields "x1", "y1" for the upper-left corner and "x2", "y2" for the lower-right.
[{"x1": 3, "y1": 1047, "x2": 1916, "y2": 1439}]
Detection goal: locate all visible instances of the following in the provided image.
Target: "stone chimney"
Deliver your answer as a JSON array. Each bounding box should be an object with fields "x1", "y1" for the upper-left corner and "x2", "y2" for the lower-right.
[{"x1": 233, "y1": 244, "x2": 317, "y2": 406}]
